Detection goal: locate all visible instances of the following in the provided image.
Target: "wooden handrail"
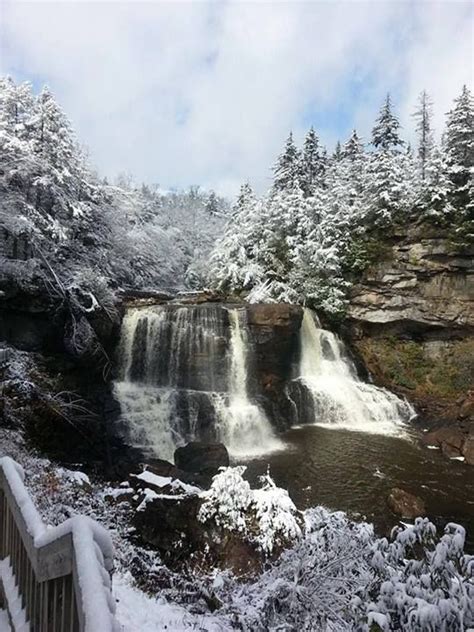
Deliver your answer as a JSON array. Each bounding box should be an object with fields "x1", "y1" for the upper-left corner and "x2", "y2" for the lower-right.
[{"x1": 0, "y1": 457, "x2": 118, "y2": 631}]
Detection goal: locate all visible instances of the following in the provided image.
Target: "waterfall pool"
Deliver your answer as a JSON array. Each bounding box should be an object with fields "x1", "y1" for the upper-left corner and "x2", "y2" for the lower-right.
[{"x1": 242, "y1": 424, "x2": 474, "y2": 550}]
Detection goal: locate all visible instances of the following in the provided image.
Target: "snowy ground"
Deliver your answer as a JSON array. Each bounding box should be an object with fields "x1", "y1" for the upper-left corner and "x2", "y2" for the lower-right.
[
  {"x1": 0, "y1": 427, "x2": 472, "y2": 631},
  {"x1": 114, "y1": 573, "x2": 230, "y2": 632}
]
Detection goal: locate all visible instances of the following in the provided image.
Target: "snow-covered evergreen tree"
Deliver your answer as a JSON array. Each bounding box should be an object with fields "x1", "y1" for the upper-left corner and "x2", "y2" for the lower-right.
[
  {"x1": 444, "y1": 85, "x2": 474, "y2": 214},
  {"x1": 365, "y1": 95, "x2": 411, "y2": 225},
  {"x1": 413, "y1": 90, "x2": 434, "y2": 182},
  {"x1": 372, "y1": 94, "x2": 403, "y2": 151},
  {"x1": 205, "y1": 190, "x2": 219, "y2": 216},
  {"x1": 273, "y1": 132, "x2": 300, "y2": 192},
  {"x1": 299, "y1": 127, "x2": 322, "y2": 196},
  {"x1": 332, "y1": 140, "x2": 343, "y2": 162},
  {"x1": 233, "y1": 182, "x2": 255, "y2": 215}
]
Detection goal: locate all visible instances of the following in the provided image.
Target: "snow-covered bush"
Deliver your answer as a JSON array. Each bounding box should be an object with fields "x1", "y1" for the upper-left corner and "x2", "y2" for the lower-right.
[
  {"x1": 223, "y1": 509, "x2": 474, "y2": 631},
  {"x1": 198, "y1": 466, "x2": 252, "y2": 534},
  {"x1": 252, "y1": 472, "x2": 302, "y2": 554},
  {"x1": 198, "y1": 467, "x2": 302, "y2": 555}
]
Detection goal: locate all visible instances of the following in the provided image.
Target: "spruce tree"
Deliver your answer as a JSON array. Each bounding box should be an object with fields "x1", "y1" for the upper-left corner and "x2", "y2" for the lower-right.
[
  {"x1": 342, "y1": 130, "x2": 364, "y2": 161},
  {"x1": 299, "y1": 127, "x2": 321, "y2": 195},
  {"x1": 332, "y1": 141, "x2": 343, "y2": 162},
  {"x1": 273, "y1": 132, "x2": 300, "y2": 192},
  {"x1": 32, "y1": 86, "x2": 80, "y2": 173},
  {"x1": 413, "y1": 90, "x2": 433, "y2": 182},
  {"x1": 372, "y1": 94, "x2": 403, "y2": 151},
  {"x1": 444, "y1": 85, "x2": 474, "y2": 212},
  {"x1": 0, "y1": 77, "x2": 34, "y2": 139},
  {"x1": 234, "y1": 183, "x2": 255, "y2": 215}
]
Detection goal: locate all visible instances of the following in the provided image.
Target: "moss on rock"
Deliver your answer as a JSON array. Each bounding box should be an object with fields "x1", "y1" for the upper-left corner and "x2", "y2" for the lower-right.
[{"x1": 354, "y1": 337, "x2": 474, "y2": 402}]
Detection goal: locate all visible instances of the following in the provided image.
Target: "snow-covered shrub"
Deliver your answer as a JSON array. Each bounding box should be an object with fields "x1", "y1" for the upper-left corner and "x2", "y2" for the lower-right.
[
  {"x1": 198, "y1": 466, "x2": 252, "y2": 534},
  {"x1": 198, "y1": 467, "x2": 302, "y2": 555},
  {"x1": 223, "y1": 509, "x2": 474, "y2": 631},
  {"x1": 252, "y1": 473, "x2": 302, "y2": 554}
]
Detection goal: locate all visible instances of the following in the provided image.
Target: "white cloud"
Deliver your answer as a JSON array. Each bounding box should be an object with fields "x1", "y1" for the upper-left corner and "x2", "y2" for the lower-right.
[{"x1": 0, "y1": 0, "x2": 472, "y2": 196}]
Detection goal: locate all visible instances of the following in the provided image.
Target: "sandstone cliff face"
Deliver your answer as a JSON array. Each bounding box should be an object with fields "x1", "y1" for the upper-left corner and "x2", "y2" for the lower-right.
[
  {"x1": 348, "y1": 223, "x2": 473, "y2": 337},
  {"x1": 347, "y1": 222, "x2": 474, "y2": 443}
]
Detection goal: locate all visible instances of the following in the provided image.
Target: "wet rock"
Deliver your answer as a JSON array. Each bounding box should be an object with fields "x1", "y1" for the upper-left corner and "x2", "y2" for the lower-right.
[
  {"x1": 145, "y1": 458, "x2": 210, "y2": 487},
  {"x1": 174, "y1": 442, "x2": 229, "y2": 475},
  {"x1": 387, "y1": 488, "x2": 426, "y2": 518},
  {"x1": 422, "y1": 424, "x2": 474, "y2": 463},
  {"x1": 463, "y1": 436, "x2": 474, "y2": 465},
  {"x1": 247, "y1": 303, "x2": 303, "y2": 430},
  {"x1": 247, "y1": 303, "x2": 303, "y2": 329},
  {"x1": 423, "y1": 425, "x2": 465, "y2": 450}
]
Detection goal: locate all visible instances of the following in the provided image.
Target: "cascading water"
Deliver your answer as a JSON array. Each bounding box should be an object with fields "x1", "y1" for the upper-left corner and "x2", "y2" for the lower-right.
[
  {"x1": 292, "y1": 308, "x2": 415, "y2": 435},
  {"x1": 114, "y1": 304, "x2": 282, "y2": 461},
  {"x1": 214, "y1": 309, "x2": 283, "y2": 456}
]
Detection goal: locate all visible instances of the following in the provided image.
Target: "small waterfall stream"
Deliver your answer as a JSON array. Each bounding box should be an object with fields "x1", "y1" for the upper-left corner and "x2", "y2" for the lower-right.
[
  {"x1": 293, "y1": 308, "x2": 415, "y2": 434},
  {"x1": 214, "y1": 309, "x2": 282, "y2": 456}
]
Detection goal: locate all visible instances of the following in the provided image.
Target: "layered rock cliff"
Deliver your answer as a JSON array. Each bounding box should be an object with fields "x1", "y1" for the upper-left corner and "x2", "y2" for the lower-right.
[
  {"x1": 348, "y1": 223, "x2": 473, "y2": 337},
  {"x1": 347, "y1": 221, "x2": 474, "y2": 460}
]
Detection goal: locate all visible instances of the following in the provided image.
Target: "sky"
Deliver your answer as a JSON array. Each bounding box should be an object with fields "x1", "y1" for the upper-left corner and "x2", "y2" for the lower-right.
[{"x1": 0, "y1": 0, "x2": 472, "y2": 196}]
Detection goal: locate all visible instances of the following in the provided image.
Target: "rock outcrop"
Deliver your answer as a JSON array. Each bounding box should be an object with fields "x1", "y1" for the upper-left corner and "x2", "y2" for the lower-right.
[
  {"x1": 422, "y1": 417, "x2": 474, "y2": 465},
  {"x1": 348, "y1": 222, "x2": 474, "y2": 454},
  {"x1": 246, "y1": 303, "x2": 303, "y2": 429},
  {"x1": 349, "y1": 223, "x2": 473, "y2": 337}
]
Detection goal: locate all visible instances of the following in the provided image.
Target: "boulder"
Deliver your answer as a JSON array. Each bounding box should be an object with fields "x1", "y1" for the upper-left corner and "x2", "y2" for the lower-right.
[
  {"x1": 387, "y1": 488, "x2": 426, "y2": 518},
  {"x1": 146, "y1": 458, "x2": 210, "y2": 487},
  {"x1": 422, "y1": 424, "x2": 474, "y2": 463},
  {"x1": 133, "y1": 493, "x2": 262, "y2": 576},
  {"x1": 462, "y1": 436, "x2": 474, "y2": 465},
  {"x1": 174, "y1": 442, "x2": 229, "y2": 475}
]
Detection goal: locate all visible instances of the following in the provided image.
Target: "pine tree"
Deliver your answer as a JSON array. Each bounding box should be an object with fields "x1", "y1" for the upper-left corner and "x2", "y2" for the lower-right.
[
  {"x1": 413, "y1": 90, "x2": 433, "y2": 182},
  {"x1": 273, "y1": 132, "x2": 300, "y2": 192},
  {"x1": 444, "y1": 85, "x2": 474, "y2": 212},
  {"x1": 422, "y1": 146, "x2": 454, "y2": 218},
  {"x1": 372, "y1": 94, "x2": 403, "y2": 151}
]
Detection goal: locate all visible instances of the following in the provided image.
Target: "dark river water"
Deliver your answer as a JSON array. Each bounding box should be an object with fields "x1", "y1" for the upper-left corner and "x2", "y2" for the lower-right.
[{"x1": 239, "y1": 425, "x2": 474, "y2": 551}]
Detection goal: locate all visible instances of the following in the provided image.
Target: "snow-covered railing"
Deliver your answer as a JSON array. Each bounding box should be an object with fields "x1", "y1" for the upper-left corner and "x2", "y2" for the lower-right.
[{"x1": 0, "y1": 456, "x2": 118, "y2": 631}]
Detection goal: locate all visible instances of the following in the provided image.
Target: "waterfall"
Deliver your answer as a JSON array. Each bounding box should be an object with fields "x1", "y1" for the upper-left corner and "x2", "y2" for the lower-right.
[
  {"x1": 214, "y1": 309, "x2": 283, "y2": 457},
  {"x1": 293, "y1": 308, "x2": 415, "y2": 435},
  {"x1": 114, "y1": 305, "x2": 282, "y2": 461}
]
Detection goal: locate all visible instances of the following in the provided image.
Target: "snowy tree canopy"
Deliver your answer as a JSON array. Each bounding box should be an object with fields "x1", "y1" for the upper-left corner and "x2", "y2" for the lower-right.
[
  {"x1": 210, "y1": 89, "x2": 473, "y2": 315},
  {"x1": 0, "y1": 77, "x2": 229, "y2": 297}
]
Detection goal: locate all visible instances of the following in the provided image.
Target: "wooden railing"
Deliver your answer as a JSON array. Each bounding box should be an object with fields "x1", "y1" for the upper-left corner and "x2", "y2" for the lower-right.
[{"x1": 0, "y1": 457, "x2": 118, "y2": 631}]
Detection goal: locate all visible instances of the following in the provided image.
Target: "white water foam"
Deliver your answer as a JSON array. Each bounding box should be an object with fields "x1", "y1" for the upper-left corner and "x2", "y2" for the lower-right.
[
  {"x1": 114, "y1": 306, "x2": 283, "y2": 461},
  {"x1": 215, "y1": 309, "x2": 283, "y2": 457},
  {"x1": 296, "y1": 308, "x2": 415, "y2": 436}
]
